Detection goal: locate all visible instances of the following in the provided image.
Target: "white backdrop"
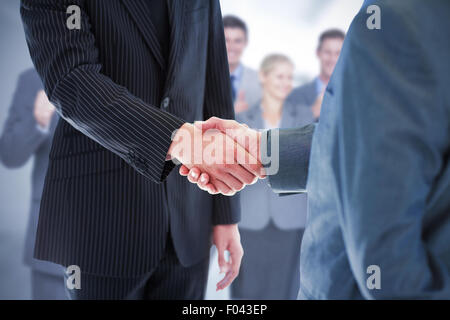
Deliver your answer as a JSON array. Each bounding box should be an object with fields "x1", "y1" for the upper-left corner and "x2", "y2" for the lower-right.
[{"x1": 219, "y1": 0, "x2": 363, "y2": 84}]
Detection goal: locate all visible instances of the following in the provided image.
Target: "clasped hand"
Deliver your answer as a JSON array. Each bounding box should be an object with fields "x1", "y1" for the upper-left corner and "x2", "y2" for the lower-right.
[{"x1": 167, "y1": 117, "x2": 265, "y2": 196}]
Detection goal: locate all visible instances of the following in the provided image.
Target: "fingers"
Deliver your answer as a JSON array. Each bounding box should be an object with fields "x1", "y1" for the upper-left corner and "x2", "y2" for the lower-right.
[
  {"x1": 227, "y1": 164, "x2": 257, "y2": 186},
  {"x1": 183, "y1": 163, "x2": 256, "y2": 195},
  {"x1": 215, "y1": 245, "x2": 231, "y2": 291},
  {"x1": 216, "y1": 245, "x2": 229, "y2": 275},
  {"x1": 198, "y1": 173, "x2": 220, "y2": 195},
  {"x1": 210, "y1": 177, "x2": 235, "y2": 196},
  {"x1": 183, "y1": 167, "x2": 233, "y2": 195},
  {"x1": 220, "y1": 173, "x2": 244, "y2": 192},
  {"x1": 194, "y1": 117, "x2": 263, "y2": 177},
  {"x1": 188, "y1": 168, "x2": 201, "y2": 183},
  {"x1": 198, "y1": 173, "x2": 210, "y2": 187},
  {"x1": 203, "y1": 183, "x2": 219, "y2": 194},
  {"x1": 216, "y1": 242, "x2": 243, "y2": 291},
  {"x1": 179, "y1": 165, "x2": 190, "y2": 176},
  {"x1": 234, "y1": 142, "x2": 264, "y2": 179},
  {"x1": 177, "y1": 121, "x2": 264, "y2": 195}
]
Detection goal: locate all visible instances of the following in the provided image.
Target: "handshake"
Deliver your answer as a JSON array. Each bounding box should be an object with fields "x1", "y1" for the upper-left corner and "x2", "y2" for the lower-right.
[{"x1": 167, "y1": 117, "x2": 274, "y2": 195}]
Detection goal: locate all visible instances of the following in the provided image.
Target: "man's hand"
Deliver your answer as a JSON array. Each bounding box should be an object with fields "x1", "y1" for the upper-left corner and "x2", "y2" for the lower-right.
[
  {"x1": 179, "y1": 117, "x2": 265, "y2": 194},
  {"x1": 34, "y1": 90, "x2": 55, "y2": 129},
  {"x1": 311, "y1": 89, "x2": 325, "y2": 120},
  {"x1": 213, "y1": 224, "x2": 243, "y2": 291},
  {"x1": 168, "y1": 123, "x2": 263, "y2": 195}
]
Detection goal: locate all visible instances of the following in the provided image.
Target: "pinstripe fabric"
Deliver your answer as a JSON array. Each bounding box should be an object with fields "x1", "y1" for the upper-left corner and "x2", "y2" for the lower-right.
[
  {"x1": 20, "y1": 0, "x2": 241, "y2": 278},
  {"x1": 64, "y1": 235, "x2": 210, "y2": 300}
]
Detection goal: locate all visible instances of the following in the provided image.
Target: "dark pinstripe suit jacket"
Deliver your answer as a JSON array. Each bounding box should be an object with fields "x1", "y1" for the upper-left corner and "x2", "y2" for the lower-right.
[{"x1": 20, "y1": 0, "x2": 240, "y2": 277}]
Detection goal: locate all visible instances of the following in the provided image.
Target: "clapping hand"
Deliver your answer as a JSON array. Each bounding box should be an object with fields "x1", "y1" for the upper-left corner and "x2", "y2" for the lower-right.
[{"x1": 233, "y1": 90, "x2": 249, "y2": 114}]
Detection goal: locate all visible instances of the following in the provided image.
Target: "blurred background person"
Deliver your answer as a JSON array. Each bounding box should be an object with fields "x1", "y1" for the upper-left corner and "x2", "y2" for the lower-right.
[
  {"x1": 224, "y1": 15, "x2": 262, "y2": 114},
  {"x1": 232, "y1": 54, "x2": 314, "y2": 299},
  {"x1": 0, "y1": 68, "x2": 65, "y2": 299},
  {"x1": 205, "y1": 15, "x2": 263, "y2": 300},
  {"x1": 286, "y1": 29, "x2": 345, "y2": 121}
]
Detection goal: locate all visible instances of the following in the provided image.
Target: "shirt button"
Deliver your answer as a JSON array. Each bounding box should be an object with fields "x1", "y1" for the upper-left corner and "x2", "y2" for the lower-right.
[{"x1": 161, "y1": 97, "x2": 170, "y2": 109}]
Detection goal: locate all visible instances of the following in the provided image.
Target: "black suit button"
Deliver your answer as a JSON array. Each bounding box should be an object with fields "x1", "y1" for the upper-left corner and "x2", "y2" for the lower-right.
[{"x1": 161, "y1": 97, "x2": 170, "y2": 109}]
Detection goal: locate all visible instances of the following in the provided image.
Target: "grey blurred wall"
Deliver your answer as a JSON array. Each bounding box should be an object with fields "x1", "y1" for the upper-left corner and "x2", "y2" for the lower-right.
[{"x1": 0, "y1": 0, "x2": 35, "y2": 299}]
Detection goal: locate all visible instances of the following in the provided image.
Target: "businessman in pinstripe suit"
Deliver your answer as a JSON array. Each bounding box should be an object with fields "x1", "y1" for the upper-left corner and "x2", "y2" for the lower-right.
[{"x1": 20, "y1": 0, "x2": 264, "y2": 299}]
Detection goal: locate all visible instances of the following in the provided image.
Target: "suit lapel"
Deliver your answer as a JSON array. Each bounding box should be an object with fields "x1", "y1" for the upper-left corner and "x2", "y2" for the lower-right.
[{"x1": 120, "y1": 0, "x2": 166, "y2": 69}]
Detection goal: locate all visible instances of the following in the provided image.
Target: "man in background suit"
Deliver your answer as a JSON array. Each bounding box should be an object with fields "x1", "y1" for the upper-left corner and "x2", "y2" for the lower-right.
[
  {"x1": 185, "y1": 0, "x2": 450, "y2": 299},
  {"x1": 286, "y1": 29, "x2": 344, "y2": 121},
  {"x1": 21, "y1": 0, "x2": 263, "y2": 300},
  {"x1": 0, "y1": 68, "x2": 65, "y2": 299},
  {"x1": 223, "y1": 15, "x2": 262, "y2": 114}
]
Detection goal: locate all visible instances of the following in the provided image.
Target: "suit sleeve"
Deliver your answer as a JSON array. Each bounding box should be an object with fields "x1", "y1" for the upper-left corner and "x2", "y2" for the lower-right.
[
  {"x1": 203, "y1": 0, "x2": 240, "y2": 225},
  {"x1": 0, "y1": 70, "x2": 51, "y2": 168},
  {"x1": 265, "y1": 124, "x2": 315, "y2": 194},
  {"x1": 333, "y1": 4, "x2": 450, "y2": 299},
  {"x1": 20, "y1": 0, "x2": 185, "y2": 183}
]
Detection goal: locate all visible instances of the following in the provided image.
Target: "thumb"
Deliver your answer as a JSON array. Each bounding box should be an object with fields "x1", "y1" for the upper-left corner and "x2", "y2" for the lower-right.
[
  {"x1": 194, "y1": 116, "x2": 222, "y2": 132},
  {"x1": 195, "y1": 117, "x2": 241, "y2": 133}
]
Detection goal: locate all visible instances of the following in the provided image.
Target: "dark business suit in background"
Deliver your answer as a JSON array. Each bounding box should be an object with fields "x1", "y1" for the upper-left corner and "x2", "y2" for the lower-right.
[
  {"x1": 0, "y1": 68, "x2": 65, "y2": 299},
  {"x1": 285, "y1": 80, "x2": 317, "y2": 114},
  {"x1": 21, "y1": 0, "x2": 239, "y2": 299}
]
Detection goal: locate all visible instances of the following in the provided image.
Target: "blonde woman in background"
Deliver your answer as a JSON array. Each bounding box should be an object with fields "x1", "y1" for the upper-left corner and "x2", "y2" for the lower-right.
[{"x1": 231, "y1": 54, "x2": 314, "y2": 299}]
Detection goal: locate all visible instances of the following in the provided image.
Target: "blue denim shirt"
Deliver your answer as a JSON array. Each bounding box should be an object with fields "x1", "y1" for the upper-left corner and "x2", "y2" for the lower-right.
[{"x1": 267, "y1": 0, "x2": 450, "y2": 299}]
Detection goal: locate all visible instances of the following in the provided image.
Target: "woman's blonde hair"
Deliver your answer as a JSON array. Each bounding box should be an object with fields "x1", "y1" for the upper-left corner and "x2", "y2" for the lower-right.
[{"x1": 260, "y1": 54, "x2": 294, "y2": 75}]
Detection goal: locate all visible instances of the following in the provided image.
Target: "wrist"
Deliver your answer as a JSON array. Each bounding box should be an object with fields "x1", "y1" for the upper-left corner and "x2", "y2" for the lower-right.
[{"x1": 167, "y1": 122, "x2": 194, "y2": 161}]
